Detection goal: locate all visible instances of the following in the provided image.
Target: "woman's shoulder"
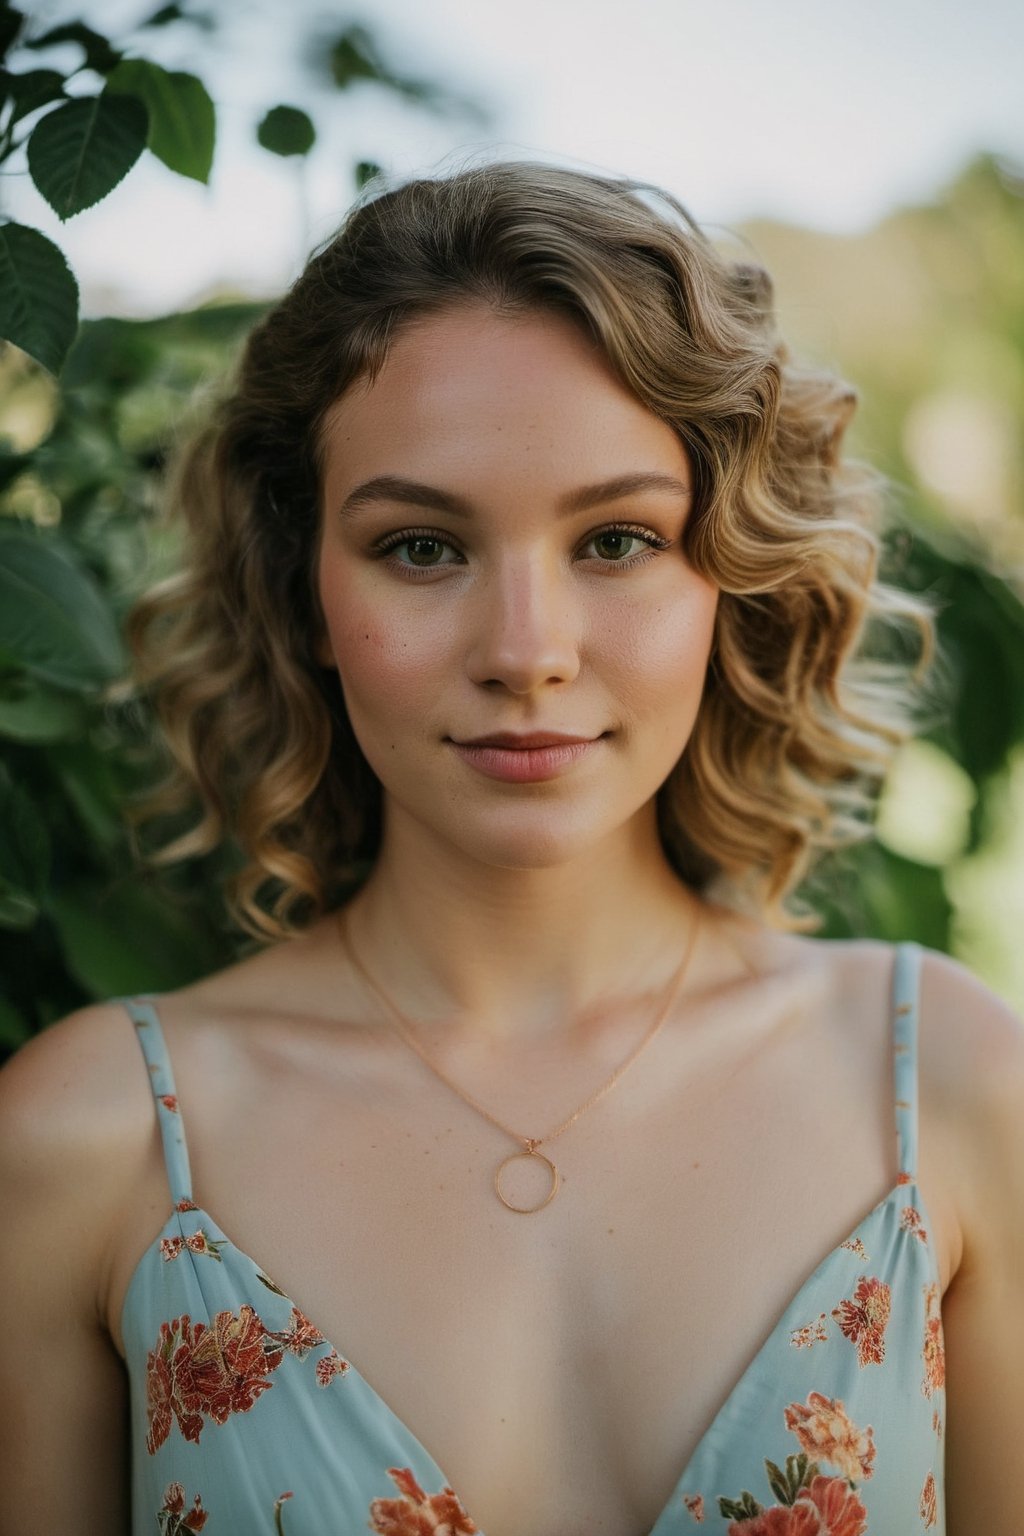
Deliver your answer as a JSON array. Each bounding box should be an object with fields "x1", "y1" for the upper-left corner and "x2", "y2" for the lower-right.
[
  {"x1": 0, "y1": 998, "x2": 153, "y2": 1166},
  {"x1": 0, "y1": 999, "x2": 160, "y2": 1330},
  {"x1": 0, "y1": 998, "x2": 167, "y2": 1221},
  {"x1": 912, "y1": 942, "x2": 1024, "y2": 1132}
]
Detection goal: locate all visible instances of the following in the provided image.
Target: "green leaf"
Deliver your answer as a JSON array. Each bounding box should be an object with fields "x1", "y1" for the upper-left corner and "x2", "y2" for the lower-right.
[
  {"x1": 764, "y1": 1459, "x2": 792, "y2": 1506},
  {"x1": 0, "y1": 526, "x2": 125, "y2": 688},
  {"x1": 0, "y1": 762, "x2": 51, "y2": 922},
  {"x1": 106, "y1": 59, "x2": 214, "y2": 183},
  {"x1": 329, "y1": 25, "x2": 387, "y2": 89},
  {"x1": 256, "y1": 104, "x2": 315, "y2": 158},
  {"x1": 354, "y1": 159, "x2": 382, "y2": 191},
  {"x1": 0, "y1": 878, "x2": 37, "y2": 929},
  {"x1": 24, "y1": 21, "x2": 121, "y2": 75},
  {"x1": 0, "y1": 67, "x2": 65, "y2": 125},
  {"x1": 46, "y1": 879, "x2": 223, "y2": 995},
  {"x1": 0, "y1": 994, "x2": 31, "y2": 1051},
  {"x1": 0, "y1": 674, "x2": 88, "y2": 741},
  {"x1": 718, "y1": 1491, "x2": 763, "y2": 1520},
  {"x1": 46, "y1": 739, "x2": 125, "y2": 848},
  {"x1": 0, "y1": 221, "x2": 79, "y2": 375},
  {"x1": 0, "y1": 8, "x2": 25, "y2": 64},
  {"x1": 140, "y1": 3, "x2": 187, "y2": 25},
  {"x1": 27, "y1": 92, "x2": 148, "y2": 220}
]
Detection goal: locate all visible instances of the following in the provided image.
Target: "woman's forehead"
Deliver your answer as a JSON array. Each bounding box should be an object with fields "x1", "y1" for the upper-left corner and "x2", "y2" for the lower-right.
[{"x1": 318, "y1": 306, "x2": 690, "y2": 487}]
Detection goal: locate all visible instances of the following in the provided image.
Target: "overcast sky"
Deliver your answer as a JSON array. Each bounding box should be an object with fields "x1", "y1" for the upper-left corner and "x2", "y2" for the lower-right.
[{"x1": 8, "y1": 0, "x2": 1024, "y2": 316}]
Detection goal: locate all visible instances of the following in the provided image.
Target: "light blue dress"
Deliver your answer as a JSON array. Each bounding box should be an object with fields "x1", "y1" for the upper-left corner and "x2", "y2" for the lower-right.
[{"x1": 117, "y1": 940, "x2": 944, "y2": 1533}]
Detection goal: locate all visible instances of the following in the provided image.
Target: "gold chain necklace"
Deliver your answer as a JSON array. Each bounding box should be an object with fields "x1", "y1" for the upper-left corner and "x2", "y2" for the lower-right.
[{"x1": 335, "y1": 901, "x2": 702, "y2": 1214}]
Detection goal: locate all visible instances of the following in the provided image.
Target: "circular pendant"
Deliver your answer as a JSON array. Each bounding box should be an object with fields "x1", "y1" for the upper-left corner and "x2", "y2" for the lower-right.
[{"x1": 494, "y1": 1144, "x2": 560, "y2": 1213}]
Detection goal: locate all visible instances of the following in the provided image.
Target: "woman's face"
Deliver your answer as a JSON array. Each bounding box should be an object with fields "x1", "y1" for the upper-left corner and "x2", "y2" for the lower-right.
[{"x1": 314, "y1": 301, "x2": 720, "y2": 870}]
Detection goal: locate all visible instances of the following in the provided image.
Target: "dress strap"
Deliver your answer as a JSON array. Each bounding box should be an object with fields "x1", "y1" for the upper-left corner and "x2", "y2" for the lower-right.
[
  {"x1": 891, "y1": 941, "x2": 923, "y2": 1179},
  {"x1": 119, "y1": 994, "x2": 194, "y2": 1207}
]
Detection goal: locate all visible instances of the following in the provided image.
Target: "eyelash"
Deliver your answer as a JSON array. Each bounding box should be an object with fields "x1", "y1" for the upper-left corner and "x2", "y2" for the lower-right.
[{"x1": 370, "y1": 522, "x2": 672, "y2": 578}]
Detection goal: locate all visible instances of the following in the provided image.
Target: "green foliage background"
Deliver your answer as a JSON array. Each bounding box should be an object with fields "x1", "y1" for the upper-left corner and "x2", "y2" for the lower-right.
[{"x1": 1, "y1": 1, "x2": 1022, "y2": 1056}]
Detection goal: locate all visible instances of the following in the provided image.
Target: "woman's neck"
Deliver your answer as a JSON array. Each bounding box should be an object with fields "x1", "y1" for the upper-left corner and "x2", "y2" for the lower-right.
[{"x1": 333, "y1": 824, "x2": 713, "y2": 1053}]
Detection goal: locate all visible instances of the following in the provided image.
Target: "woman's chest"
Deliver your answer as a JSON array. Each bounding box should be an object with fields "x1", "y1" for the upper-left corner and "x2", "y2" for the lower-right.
[{"x1": 108, "y1": 945, "x2": 952, "y2": 1536}]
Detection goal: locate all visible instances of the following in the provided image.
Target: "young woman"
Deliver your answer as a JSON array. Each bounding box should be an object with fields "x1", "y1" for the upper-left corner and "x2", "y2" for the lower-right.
[{"x1": 1, "y1": 159, "x2": 1021, "y2": 1536}]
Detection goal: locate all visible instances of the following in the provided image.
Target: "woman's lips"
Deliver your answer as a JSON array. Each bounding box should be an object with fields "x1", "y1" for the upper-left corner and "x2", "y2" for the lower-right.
[{"x1": 449, "y1": 738, "x2": 603, "y2": 782}]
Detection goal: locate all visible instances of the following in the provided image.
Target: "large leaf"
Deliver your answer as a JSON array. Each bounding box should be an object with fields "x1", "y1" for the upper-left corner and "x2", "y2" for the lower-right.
[
  {"x1": 0, "y1": 763, "x2": 51, "y2": 929},
  {"x1": 0, "y1": 221, "x2": 79, "y2": 375},
  {"x1": 27, "y1": 91, "x2": 148, "y2": 220},
  {"x1": 0, "y1": 526, "x2": 124, "y2": 688},
  {"x1": 46, "y1": 739, "x2": 127, "y2": 849},
  {"x1": 0, "y1": 67, "x2": 65, "y2": 125},
  {"x1": 0, "y1": 674, "x2": 88, "y2": 742},
  {"x1": 257, "y1": 104, "x2": 315, "y2": 158},
  {"x1": 46, "y1": 878, "x2": 224, "y2": 995},
  {"x1": 106, "y1": 58, "x2": 214, "y2": 183}
]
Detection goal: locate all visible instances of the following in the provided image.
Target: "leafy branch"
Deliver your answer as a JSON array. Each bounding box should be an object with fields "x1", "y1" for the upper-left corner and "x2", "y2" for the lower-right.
[{"x1": 0, "y1": 1, "x2": 347, "y2": 375}]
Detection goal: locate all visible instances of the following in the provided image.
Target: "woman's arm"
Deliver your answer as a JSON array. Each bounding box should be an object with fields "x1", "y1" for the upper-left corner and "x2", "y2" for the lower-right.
[
  {"x1": 921, "y1": 948, "x2": 1024, "y2": 1531},
  {"x1": 0, "y1": 1006, "x2": 139, "y2": 1534}
]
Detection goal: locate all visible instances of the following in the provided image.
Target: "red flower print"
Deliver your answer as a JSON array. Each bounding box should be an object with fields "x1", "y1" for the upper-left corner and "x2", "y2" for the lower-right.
[
  {"x1": 920, "y1": 1471, "x2": 937, "y2": 1527},
  {"x1": 368, "y1": 1466, "x2": 479, "y2": 1533},
  {"x1": 160, "y1": 1230, "x2": 224, "y2": 1263},
  {"x1": 790, "y1": 1313, "x2": 829, "y2": 1349},
  {"x1": 684, "y1": 1492, "x2": 705, "y2": 1520},
  {"x1": 157, "y1": 1481, "x2": 209, "y2": 1533},
  {"x1": 900, "y1": 1206, "x2": 928, "y2": 1243},
  {"x1": 188, "y1": 1305, "x2": 284, "y2": 1425},
  {"x1": 146, "y1": 1318, "x2": 204, "y2": 1453},
  {"x1": 176, "y1": 1198, "x2": 199, "y2": 1212},
  {"x1": 921, "y1": 1282, "x2": 945, "y2": 1398},
  {"x1": 896, "y1": 1171, "x2": 913, "y2": 1185},
  {"x1": 831, "y1": 1276, "x2": 891, "y2": 1366},
  {"x1": 783, "y1": 1392, "x2": 875, "y2": 1481},
  {"x1": 315, "y1": 1347, "x2": 350, "y2": 1386},
  {"x1": 267, "y1": 1306, "x2": 326, "y2": 1359},
  {"x1": 145, "y1": 1306, "x2": 284, "y2": 1452},
  {"x1": 727, "y1": 1475, "x2": 867, "y2": 1535},
  {"x1": 160, "y1": 1094, "x2": 179, "y2": 1112},
  {"x1": 185, "y1": 1229, "x2": 226, "y2": 1261},
  {"x1": 839, "y1": 1237, "x2": 868, "y2": 1261}
]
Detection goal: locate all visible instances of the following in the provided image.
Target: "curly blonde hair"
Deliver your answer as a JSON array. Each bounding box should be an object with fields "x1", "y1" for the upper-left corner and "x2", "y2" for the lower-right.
[{"x1": 116, "y1": 157, "x2": 945, "y2": 944}]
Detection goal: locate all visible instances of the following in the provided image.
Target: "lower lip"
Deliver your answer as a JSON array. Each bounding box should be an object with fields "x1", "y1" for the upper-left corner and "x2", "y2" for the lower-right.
[{"x1": 450, "y1": 739, "x2": 602, "y2": 782}]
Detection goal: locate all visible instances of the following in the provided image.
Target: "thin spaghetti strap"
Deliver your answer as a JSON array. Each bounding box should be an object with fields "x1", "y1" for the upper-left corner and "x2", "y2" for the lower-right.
[
  {"x1": 118, "y1": 994, "x2": 194, "y2": 1207},
  {"x1": 891, "y1": 941, "x2": 923, "y2": 1180}
]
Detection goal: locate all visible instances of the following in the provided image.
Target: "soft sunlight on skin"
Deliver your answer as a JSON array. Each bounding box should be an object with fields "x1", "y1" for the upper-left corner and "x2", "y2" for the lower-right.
[{"x1": 314, "y1": 302, "x2": 720, "y2": 885}]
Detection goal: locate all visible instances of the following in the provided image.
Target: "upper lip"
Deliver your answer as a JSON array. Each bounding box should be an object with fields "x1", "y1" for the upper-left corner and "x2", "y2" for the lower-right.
[{"x1": 453, "y1": 731, "x2": 601, "y2": 748}]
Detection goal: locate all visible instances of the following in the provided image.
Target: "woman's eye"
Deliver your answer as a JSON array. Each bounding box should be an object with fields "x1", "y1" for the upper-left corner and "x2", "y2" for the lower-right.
[
  {"x1": 380, "y1": 533, "x2": 458, "y2": 569},
  {"x1": 588, "y1": 529, "x2": 658, "y2": 562},
  {"x1": 373, "y1": 524, "x2": 670, "y2": 575}
]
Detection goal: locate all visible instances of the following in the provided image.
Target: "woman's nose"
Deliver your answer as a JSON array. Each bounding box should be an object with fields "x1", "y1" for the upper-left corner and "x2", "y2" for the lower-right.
[{"x1": 465, "y1": 552, "x2": 583, "y2": 693}]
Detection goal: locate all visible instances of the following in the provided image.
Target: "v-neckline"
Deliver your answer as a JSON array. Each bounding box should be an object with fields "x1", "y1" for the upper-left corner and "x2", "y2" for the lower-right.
[{"x1": 122, "y1": 1177, "x2": 923, "y2": 1536}]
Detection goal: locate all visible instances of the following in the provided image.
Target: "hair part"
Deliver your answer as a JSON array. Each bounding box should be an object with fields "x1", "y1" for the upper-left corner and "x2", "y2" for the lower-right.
[{"x1": 114, "y1": 156, "x2": 947, "y2": 943}]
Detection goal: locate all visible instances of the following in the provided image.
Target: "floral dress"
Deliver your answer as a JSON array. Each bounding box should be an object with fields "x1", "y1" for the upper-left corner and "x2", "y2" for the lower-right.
[{"x1": 118, "y1": 940, "x2": 944, "y2": 1533}]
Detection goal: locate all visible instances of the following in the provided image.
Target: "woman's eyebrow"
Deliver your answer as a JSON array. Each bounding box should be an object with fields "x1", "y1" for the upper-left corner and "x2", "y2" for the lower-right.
[{"x1": 338, "y1": 471, "x2": 691, "y2": 521}]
